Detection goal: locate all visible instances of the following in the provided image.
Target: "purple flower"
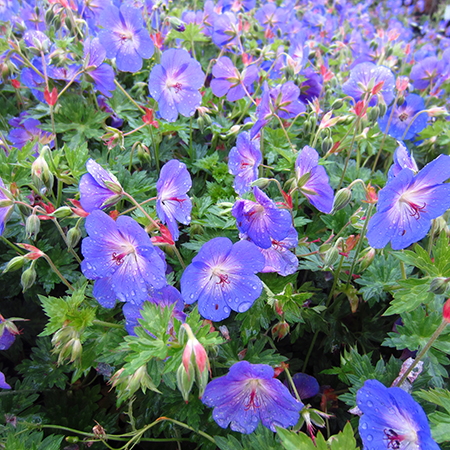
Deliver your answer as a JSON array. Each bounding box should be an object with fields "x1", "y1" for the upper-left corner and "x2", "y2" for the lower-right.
[
  {"x1": 298, "y1": 68, "x2": 323, "y2": 103},
  {"x1": 123, "y1": 285, "x2": 186, "y2": 336},
  {"x1": 156, "y1": 159, "x2": 192, "y2": 242},
  {"x1": 342, "y1": 62, "x2": 395, "y2": 107},
  {"x1": 180, "y1": 237, "x2": 264, "y2": 321},
  {"x1": 212, "y1": 11, "x2": 240, "y2": 48},
  {"x1": 0, "y1": 0, "x2": 19, "y2": 22},
  {"x1": 0, "y1": 317, "x2": 17, "y2": 351},
  {"x1": 79, "y1": 159, "x2": 123, "y2": 212},
  {"x1": 7, "y1": 114, "x2": 53, "y2": 152},
  {"x1": 387, "y1": 142, "x2": 418, "y2": 181},
  {"x1": 20, "y1": 57, "x2": 46, "y2": 103},
  {"x1": 81, "y1": 210, "x2": 166, "y2": 307},
  {"x1": 98, "y1": 4, "x2": 154, "y2": 73},
  {"x1": 148, "y1": 49, "x2": 205, "y2": 123},
  {"x1": 284, "y1": 373, "x2": 319, "y2": 400},
  {"x1": 0, "y1": 177, "x2": 14, "y2": 236},
  {"x1": 97, "y1": 96, "x2": 123, "y2": 128},
  {"x1": 202, "y1": 361, "x2": 303, "y2": 434},
  {"x1": 222, "y1": 0, "x2": 255, "y2": 12},
  {"x1": 357, "y1": 380, "x2": 439, "y2": 450},
  {"x1": 410, "y1": 56, "x2": 443, "y2": 90},
  {"x1": 254, "y1": 3, "x2": 287, "y2": 29},
  {"x1": 84, "y1": 38, "x2": 116, "y2": 98},
  {"x1": 228, "y1": 131, "x2": 262, "y2": 196},
  {"x1": 367, "y1": 154, "x2": 450, "y2": 250},
  {"x1": 211, "y1": 57, "x2": 258, "y2": 102},
  {"x1": 232, "y1": 187, "x2": 292, "y2": 249},
  {"x1": 378, "y1": 94, "x2": 428, "y2": 141},
  {"x1": 250, "y1": 81, "x2": 272, "y2": 139},
  {"x1": 0, "y1": 372, "x2": 11, "y2": 390},
  {"x1": 259, "y1": 225, "x2": 299, "y2": 276},
  {"x1": 270, "y1": 81, "x2": 306, "y2": 119},
  {"x1": 295, "y1": 146, "x2": 334, "y2": 214}
]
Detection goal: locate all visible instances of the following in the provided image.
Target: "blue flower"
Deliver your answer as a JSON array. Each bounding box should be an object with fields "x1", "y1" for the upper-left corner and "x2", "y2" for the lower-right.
[
  {"x1": 148, "y1": 49, "x2": 205, "y2": 123},
  {"x1": 387, "y1": 142, "x2": 418, "y2": 181},
  {"x1": 357, "y1": 380, "x2": 440, "y2": 450},
  {"x1": 378, "y1": 94, "x2": 428, "y2": 141},
  {"x1": 228, "y1": 131, "x2": 262, "y2": 196},
  {"x1": 202, "y1": 361, "x2": 303, "y2": 434},
  {"x1": 79, "y1": 159, "x2": 123, "y2": 212},
  {"x1": 259, "y1": 225, "x2": 299, "y2": 276},
  {"x1": 81, "y1": 210, "x2": 166, "y2": 308},
  {"x1": 342, "y1": 62, "x2": 395, "y2": 107},
  {"x1": 295, "y1": 146, "x2": 334, "y2": 214},
  {"x1": 156, "y1": 159, "x2": 192, "y2": 242},
  {"x1": 98, "y1": 4, "x2": 154, "y2": 73},
  {"x1": 250, "y1": 81, "x2": 271, "y2": 139},
  {"x1": 211, "y1": 57, "x2": 258, "y2": 102},
  {"x1": 284, "y1": 373, "x2": 319, "y2": 400},
  {"x1": 367, "y1": 154, "x2": 450, "y2": 250},
  {"x1": 232, "y1": 187, "x2": 292, "y2": 249},
  {"x1": 180, "y1": 237, "x2": 264, "y2": 321},
  {"x1": 0, "y1": 372, "x2": 11, "y2": 390},
  {"x1": 83, "y1": 38, "x2": 116, "y2": 98}
]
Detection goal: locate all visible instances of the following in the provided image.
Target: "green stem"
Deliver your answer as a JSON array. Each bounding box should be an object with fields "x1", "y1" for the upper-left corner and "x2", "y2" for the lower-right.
[
  {"x1": 43, "y1": 254, "x2": 75, "y2": 291},
  {"x1": 285, "y1": 368, "x2": 302, "y2": 402},
  {"x1": 149, "y1": 125, "x2": 160, "y2": 174},
  {"x1": 52, "y1": 219, "x2": 82, "y2": 264},
  {"x1": 49, "y1": 106, "x2": 58, "y2": 151},
  {"x1": 370, "y1": 91, "x2": 400, "y2": 175},
  {"x1": 428, "y1": 219, "x2": 436, "y2": 256},
  {"x1": 275, "y1": 114, "x2": 296, "y2": 153},
  {"x1": 172, "y1": 245, "x2": 186, "y2": 269},
  {"x1": 114, "y1": 79, "x2": 145, "y2": 113},
  {"x1": 395, "y1": 319, "x2": 449, "y2": 387},
  {"x1": 345, "y1": 203, "x2": 374, "y2": 288},
  {"x1": 1, "y1": 236, "x2": 25, "y2": 254},
  {"x1": 123, "y1": 192, "x2": 160, "y2": 229},
  {"x1": 302, "y1": 254, "x2": 345, "y2": 372},
  {"x1": 92, "y1": 319, "x2": 124, "y2": 329},
  {"x1": 56, "y1": 177, "x2": 63, "y2": 208},
  {"x1": 157, "y1": 417, "x2": 216, "y2": 444}
]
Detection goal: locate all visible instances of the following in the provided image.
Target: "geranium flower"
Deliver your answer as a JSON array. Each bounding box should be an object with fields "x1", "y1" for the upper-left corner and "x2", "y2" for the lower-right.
[
  {"x1": 342, "y1": 62, "x2": 395, "y2": 107},
  {"x1": 81, "y1": 210, "x2": 166, "y2": 308},
  {"x1": 232, "y1": 187, "x2": 292, "y2": 249},
  {"x1": 148, "y1": 49, "x2": 205, "y2": 122},
  {"x1": 270, "y1": 81, "x2": 306, "y2": 119},
  {"x1": 79, "y1": 159, "x2": 123, "y2": 212},
  {"x1": 180, "y1": 237, "x2": 264, "y2": 321},
  {"x1": 7, "y1": 113, "x2": 53, "y2": 152},
  {"x1": 366, "y1": 154, "x2": 450, "y2": 250},
  {"x1": 228, "y1": 131, "x2": 262, "y2": 196},
  {"x1": 295, "y1": 146, "x2": 334, "y2": 214},
  {"x1": 202, "y1": 361, "x2": 303, "y2": 434},
  {"x1": 0, "y1": 372, "x2": 11, "y2": 390},
  {"x1": 378, "y1": 94, "x2": 428, "y2": 141},
  {"x1": 212, "y1": 11, "x2": 240, "y2": 48},
  {"x1": 284, "y1": 372, "x2": 319, "y2": 400},
  {"x1": 211, "y1": 57, "x2": 258, "y2": 102},
  {"x1": 357, "y1": 380, "x2": 439, "y2": 450},
  {"x1": 387, "y1": 142, "x2": 418, "y2": 181},
  {"x1": 98, "y1": 4, "x2": 154, "y2": 73},
  {"x1": 410, "y1": 56, "x2": 443, "y2": 90},
  {"x1": 259, "y1": 225, "x2": 299, "y2": 276},
  {"x1": 83, "y1": 37, "x2": 116, "y2": 98},
  {"x1": 250, "y1": 81, "x2": 272, "y2": 139},
  {"x1": 156, "y1": 159, "x2": 192, "y2": 242}
]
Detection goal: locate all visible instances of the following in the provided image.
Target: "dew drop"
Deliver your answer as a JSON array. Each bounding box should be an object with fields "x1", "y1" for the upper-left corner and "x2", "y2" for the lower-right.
[
  {"x1": 366, "y1": 435, "x2": 373, "y2": 442},
  {"x1": 361, "y1": 422, "x2": 368, "y2": 430},
  {"x1": 367, "y1": 400, "x2": 373, "y2": 407},
  {"x1": 238, "y1": 301, "x2": 252, "y2": 312}
]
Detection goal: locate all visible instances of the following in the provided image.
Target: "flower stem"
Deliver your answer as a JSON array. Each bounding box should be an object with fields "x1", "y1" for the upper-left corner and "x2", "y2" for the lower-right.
[
  {"x1": 92, "y1": 319, "x2": 124, "y2": 329},
  {"x1": 114, "y1": 79, "x2": 145, "y2": 114},
  {"x1": 285, "y1": 367, "x2": 302, "y2": 402},
  {"x1": 172, "y1": 245, "x2": 186, "y2": 269},
  {"x1": 395, "y1": 319, "x2": 449, "y2": 387},
  {"x1": 123, "y1": 192, "x2": 160, "y2": 230},
  {"x1": 42, "y1": 253, "x2": 75, "y2": 291}
]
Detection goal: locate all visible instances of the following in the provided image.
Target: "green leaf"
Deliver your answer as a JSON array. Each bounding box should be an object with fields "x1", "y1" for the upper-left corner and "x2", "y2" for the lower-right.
[
  {"x1": 328, "y1": 422, "x2": 359, "y2": 450},
  {"x1": 277, "y1": 428, "x2": 328, "y2": 450}
]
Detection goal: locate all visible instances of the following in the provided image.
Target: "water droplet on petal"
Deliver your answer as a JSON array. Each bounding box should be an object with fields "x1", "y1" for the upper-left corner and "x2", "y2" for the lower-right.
[{"x1": 366, "y1": 435, "x2": 373, "y2": 442}]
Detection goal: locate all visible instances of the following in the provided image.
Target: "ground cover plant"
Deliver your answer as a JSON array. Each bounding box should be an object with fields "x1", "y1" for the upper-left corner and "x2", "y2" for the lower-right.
[{"x1": 1, "y1": 0, "x2": 450, "y2": 448}]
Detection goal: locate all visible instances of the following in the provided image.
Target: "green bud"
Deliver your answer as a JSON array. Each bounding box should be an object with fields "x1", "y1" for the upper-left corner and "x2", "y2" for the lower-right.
[
  {"x1": 168, "y1": 16, "x2": 186, "y2": 32},
  {"x1": 368, "y1": 106, "x2": 380, "y2": 122},
  {"x1": 21, "y1": 266, "x2": 37, "y2": 292},
  {"x1": 31, "y1": 151, "x2": 54, "y2": 193},
  {"x1": 3, "y1": 256, "x2": 26, "y2": 274},
  {"x1": 331, "y1": 99, "x2": 344, "y2": 110},
  {"x1": 197, "y1": 363, "x2": 209, "y2": 399},
  {"x1": 67, "y1": 227, "x2": 82, "y2": 250},
  {"x1": 331, "y1": 188, "x2": 352, "y2": 213},
  {"x1": 197, "y1": 116, "x2": 205, "y2": 133},
  {"x1": 25, "y1": 214, "x2": 40, "y2": 240},
  {"x1": 321, "y1": 136, "x2": 333, "y2": 154},
  {"x1": 397, "y1": 96, "x2": 405, "y2": 107},
  {"x1": 297, "y1": 171, "x2": 311, "y2": 188},
  {"x1": 103, "y1": 180, "x2": 124, "y2": 195},
  {"x1": 51, "y1": 206, "x2": 73, "y2": 218},
  {"x1": 251, "y1": 178, "x2": 271, "y2": 189},
  {"x1": 45, "y1": 8, "x2": 54, "y2": 25},
  {"x1": 323, "y1": 246, "x2": 339, "y2": 268},
  {"x1": 319, "y1": 243, "x2": 332, "y2": 253},
  {"x1": 429, "y1": 277, "x2": 450, "y2": 295},
  {"x1": 303, "y1": 119, "x2": 312, "y2": 135},
  {"x1": 177, "y1": 362, "x2": 195, "y2": 403},
  {"x1": 385, "y1": 47, "x2": 394, "y2": 58},
  {"x1": 0, "y1": 198, "x2": 13, "y2": 208}
]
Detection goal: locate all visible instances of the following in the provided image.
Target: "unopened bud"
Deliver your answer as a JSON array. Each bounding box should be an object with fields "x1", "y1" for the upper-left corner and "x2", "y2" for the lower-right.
[
  {"x1": 378, "y1": 100, "x2": 387, "y2": 117},
  {"x1": 21, "y1": 266, "x2": 37, "y2": 292},
  {"x1": 321, "y1": 136, "x2": 333, "y2": 154},
  {"x1": 323, "y1": 245, "x2": 339, "y2": 268},
  {"x1": 303, "y1": 119, "x2": 312, "y2": 135},
  {"x1": 271, "y1": 320, "x2": 290, "y2": 341},
  {"x1": 297, "y1": 171, "x2": 311, "y2": 188},
  {"x1": 332, "y1": 188, "x2": 352, "y2": 213},
  {"x1": 251, "y1": 178, "x2": 271, "y2": 189},
  {"x1": 67, "y1": 227, "x2": 82, "y2": 250},
  {"x1": 54, "y1": 207, "x2": 74, "y2": 219},
  {"x1": 177, "y1": 362, "x2": 195, "y2": 402},
  {"x1": 70, "y1": 338, "x2": 82, "y2": 362},
  {"x1": 396, "y1": 96, "x2": 405, "y2": 107},
  {"x1": 31, "y1": 151, "x2": 54, "y2": 193},
  {"x1": 357, "y1": 247, "x2": 376, "y2": 270},
  {"x1": 25, "y1": 214, "x2": 40, "y2": 240},
  {"x1": 3, "y1": 256, "x2": 26, "y2": 273},
  {"x1": 429, "y1": 277, "x2": 450, "y2": 296},
  {"x1": 368, "y1": 106, "x2": 380, "y2": 122},
  {"x1": 331, "y1": 98, "x2": 344, "y2": 110},
  {"x1": 168, "y1": 16, "x2": 186, "y2": 32}
]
